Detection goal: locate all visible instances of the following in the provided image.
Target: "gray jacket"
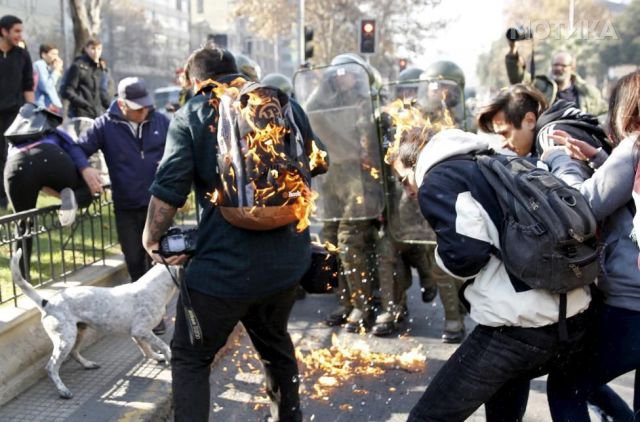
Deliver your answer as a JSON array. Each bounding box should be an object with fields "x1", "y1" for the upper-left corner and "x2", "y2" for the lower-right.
[{"x1": 545, "y1": 135, "x2": 639, "y2": 311}]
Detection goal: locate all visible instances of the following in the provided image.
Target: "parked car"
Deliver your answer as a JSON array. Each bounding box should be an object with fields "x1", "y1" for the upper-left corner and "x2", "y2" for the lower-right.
[{"x1": 153, "y1": 86, "x2": 181, "y2": 116}]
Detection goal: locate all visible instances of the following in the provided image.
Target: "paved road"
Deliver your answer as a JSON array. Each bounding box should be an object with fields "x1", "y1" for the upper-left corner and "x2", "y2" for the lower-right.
[
  {"x1": 204, "y1": 279, "x2": 635, "y2": 421},
  {"x1": 0, "y1": 272, "x2": 633, "y2": 421}
]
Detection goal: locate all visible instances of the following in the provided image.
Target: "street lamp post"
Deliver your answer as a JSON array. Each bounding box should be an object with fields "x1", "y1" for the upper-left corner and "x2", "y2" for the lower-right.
[{"x1": 298, "y1": 0, "x2": 305, "y2": 67}]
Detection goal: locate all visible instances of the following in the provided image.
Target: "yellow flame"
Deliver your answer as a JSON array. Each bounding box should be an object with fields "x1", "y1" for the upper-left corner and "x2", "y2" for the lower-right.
[
  {"x1": 296, "y1": 333, "x2": 426, "y2": 400},
  {"x1": 382, "y1": 95, "x2": 456, "y2": 165},
  {"x1": 309, "y1": 140, "x2": 328, "y2": 173},
  {"x1": 205, "y1": 79, "x2": 316, "y2": 231}
]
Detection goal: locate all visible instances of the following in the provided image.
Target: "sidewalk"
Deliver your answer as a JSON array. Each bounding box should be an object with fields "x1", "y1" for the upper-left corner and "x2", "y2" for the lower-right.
[
  {"x1": 0, "y1": 294, "x2": 178, "y2": 422},
  {"x1": 0, "y1": 281, "x2": 634, "y2": 421}
]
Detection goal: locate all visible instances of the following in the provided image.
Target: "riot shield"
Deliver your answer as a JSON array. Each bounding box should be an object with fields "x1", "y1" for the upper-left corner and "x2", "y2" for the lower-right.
[
  {"x1": 294, "y1": 63, "x2": 384, "y2": 221},
  {"x1": 377, "y1": 78, "x2": 466, "y2": 244}
]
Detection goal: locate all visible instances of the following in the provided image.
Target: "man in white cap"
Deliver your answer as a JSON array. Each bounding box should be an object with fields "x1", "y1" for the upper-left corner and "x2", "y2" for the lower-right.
[{"x1": 77, "y1": 76, "x2": 170, "y2": 333}]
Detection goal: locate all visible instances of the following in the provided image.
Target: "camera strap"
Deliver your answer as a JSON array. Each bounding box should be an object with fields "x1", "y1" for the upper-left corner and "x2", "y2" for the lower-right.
[{"x1": 160, "y1": 258, "x2": 203, "y2": 346}]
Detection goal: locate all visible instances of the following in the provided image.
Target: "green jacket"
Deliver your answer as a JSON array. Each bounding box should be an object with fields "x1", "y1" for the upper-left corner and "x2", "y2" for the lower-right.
[
  {"x1": 505, "y1": 51, "x2": 607, "y2": 116},
  {"x1": 150, "y1": 74, "x2": 319, "y2": 299}
]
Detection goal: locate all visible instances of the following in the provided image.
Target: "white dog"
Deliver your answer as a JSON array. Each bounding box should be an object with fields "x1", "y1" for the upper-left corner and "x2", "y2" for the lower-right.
[{"x1": 10, "y1": 250, "x2": 177, "y2": 399}]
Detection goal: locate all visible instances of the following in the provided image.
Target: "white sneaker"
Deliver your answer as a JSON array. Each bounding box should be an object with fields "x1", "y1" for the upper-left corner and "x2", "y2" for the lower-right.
[{"x1": 58, "y1": 188, "x2": 78, "y2": 227}]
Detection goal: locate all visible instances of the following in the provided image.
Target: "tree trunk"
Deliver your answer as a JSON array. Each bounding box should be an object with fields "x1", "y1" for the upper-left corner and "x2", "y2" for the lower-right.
[{"x1": 69, "y1": 0, "x2": 103, "y2": 57}]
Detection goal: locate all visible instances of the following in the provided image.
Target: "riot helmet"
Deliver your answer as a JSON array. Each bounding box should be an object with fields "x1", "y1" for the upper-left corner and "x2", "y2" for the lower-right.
[
  {"x1": 261, "y1": 73, "x2": 293, "y2": 97},
  {"x1": 234, "y1": 53, "x2": 262, "y2": 82},
  {"x1": 421, "y1": 60, "x2": 465, "y2": 88},
  {"x1": 330, "y1": 53, "x2": 381, "y2": 89},
  {"x1": 420, "y1": 60, "x2": 465, "y2": 109},
  {"x1": 395, "y1": 67, "x2": 424, "y2": 100}
]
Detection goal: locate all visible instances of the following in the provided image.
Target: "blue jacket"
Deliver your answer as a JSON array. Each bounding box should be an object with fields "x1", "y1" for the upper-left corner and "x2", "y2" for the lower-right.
[
  {"x1": 150, "y1": 74, "x2": 322, "y2": 299},
  {"x1": 77, "y1": 101, "x2": 169, "y2": 209},
  {"x1": 545, "y1": 135, "x2": 640, "y2": 312},
  {"x1": 33, "y1": 59, "x2": 62, "y2": 109}
]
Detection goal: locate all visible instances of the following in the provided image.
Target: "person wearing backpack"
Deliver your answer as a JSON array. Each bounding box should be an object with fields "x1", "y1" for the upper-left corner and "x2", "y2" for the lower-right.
[
  {"x1": 476, "y1": 84, "x2": 610, "y2": 168},
  {"x1": 388, "y1": 126, "x2": 592, "y2": 421},
  {"x1": 541, "y1": 70, "x2": 640, "y2": 421},
  {"x1": 142, "y1": 45, "x2": 327, "y2": 422}
]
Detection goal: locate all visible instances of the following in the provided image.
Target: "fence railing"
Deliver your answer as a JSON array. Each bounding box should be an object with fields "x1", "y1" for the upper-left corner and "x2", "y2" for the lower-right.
[
  {"x1": 0, "y1": 189, "x2": 200, "y2": 307},
  {"x1": 0, "y1": 189, "x2": 117, "y2": 306}
]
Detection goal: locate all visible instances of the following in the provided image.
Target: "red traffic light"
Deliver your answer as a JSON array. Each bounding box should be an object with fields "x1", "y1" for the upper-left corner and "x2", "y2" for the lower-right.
[{"x1": 359, "y1": 19, "x2": 377, "y2": 54}]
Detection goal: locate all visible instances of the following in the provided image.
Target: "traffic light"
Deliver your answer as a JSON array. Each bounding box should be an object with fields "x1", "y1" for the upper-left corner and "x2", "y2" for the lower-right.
[
  {"x1": 304, "y1": 26, "x2": 314, "y2": 61},
  {"x1": 399, "y1": 58, "x2": 408, "y2": 72},
  {"x1": 359, "y1": 18, "x2": 377, "y2": 54}
]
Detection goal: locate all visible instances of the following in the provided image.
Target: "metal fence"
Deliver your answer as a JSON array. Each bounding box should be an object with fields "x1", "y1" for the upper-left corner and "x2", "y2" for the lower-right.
[
  {"x1": 0, "y1": 189, "x2": 117, "y2": 306},
  {"x1": 0, "y1": 189, "x2": 200, "y2": 307}
]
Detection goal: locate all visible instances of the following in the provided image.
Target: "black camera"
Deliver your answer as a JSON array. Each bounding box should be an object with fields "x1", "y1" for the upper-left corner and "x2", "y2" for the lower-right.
[
  {"x1": 506, "y1": 26, "x2": 533, "y2": 42},
  {"x1": 158, "y1": 227, "x2": 198, "y2": 257}
]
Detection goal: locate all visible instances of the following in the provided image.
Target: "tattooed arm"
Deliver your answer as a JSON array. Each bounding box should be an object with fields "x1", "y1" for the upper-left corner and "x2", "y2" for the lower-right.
[{"x1": 143, "y1": 196, "x2": 189, "y2": 265}]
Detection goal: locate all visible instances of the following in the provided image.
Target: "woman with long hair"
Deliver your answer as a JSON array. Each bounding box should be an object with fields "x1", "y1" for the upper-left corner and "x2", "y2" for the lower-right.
[{"x1": 544, "y1": 70, "x2": 640, "y2": 421}]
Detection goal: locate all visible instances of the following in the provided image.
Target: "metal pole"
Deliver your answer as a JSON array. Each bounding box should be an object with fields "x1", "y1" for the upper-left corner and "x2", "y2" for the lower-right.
[
  {"x1": 274, "y1": 33, "x2": 279, "y2": 73},
  {"x1": 298, "y1": 0, "x2": 305, "y2": 67},
  {"x1": 569, "y1": 0, "x2": 575, "y2": 33}
]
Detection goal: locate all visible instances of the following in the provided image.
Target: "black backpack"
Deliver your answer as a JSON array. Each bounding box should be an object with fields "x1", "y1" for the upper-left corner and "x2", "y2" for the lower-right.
[
  {"x1": 3, "y1": 103, "x2": 63, "y2": 145},
  {"x1": 212, "y1": 79, "x2": 313, "y2": 231},
  {"x1": 535, "y1": 100, "x2": 612, "y2": 155},
  {"x1": 474, "y1": 151, "x2": 599, "y2": 294}
]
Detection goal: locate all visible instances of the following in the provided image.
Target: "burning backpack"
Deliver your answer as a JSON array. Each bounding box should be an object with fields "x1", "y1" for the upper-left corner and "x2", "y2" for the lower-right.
[{"x1": 212, "y1": 79, "x2": 314, "y2": 231}]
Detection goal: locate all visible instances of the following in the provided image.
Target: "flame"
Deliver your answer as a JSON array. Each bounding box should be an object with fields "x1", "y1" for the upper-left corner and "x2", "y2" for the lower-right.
[
  {"x1": 296, "y1": 333, "x2": 426, "y2": 400},
  {"x1": 205, "y1": 78, "x2": 317, "y2": 231},
  {"x1": 361, "y1": 162, "x2": 380, "y2": 180},
  {"x1": 309, "y1": 140, "x2": 328, "y2": 173},
  {"x1": 382, "y1": 95, "x2": 456, "y2": 165}
]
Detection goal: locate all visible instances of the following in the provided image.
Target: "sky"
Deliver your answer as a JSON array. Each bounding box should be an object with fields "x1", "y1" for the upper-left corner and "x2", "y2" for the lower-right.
[{"x1": 412, "y1": 0, "x2": 508, "y2": 87}]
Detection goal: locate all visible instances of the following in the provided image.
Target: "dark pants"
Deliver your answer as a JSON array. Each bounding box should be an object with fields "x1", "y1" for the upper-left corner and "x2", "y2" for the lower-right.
[
  {"x1": 408, "y1": 312, "x2": 589, "y2": 422},
  {"x1": 114, "y1": 207, "x2": 151, "y2": 282},
  {"x1": 0, "y1": 110, "x2": 19, "y2": 205},
  {"x1": 548, "y1": 303, "x2": 640, "y2": 421},
  {"x1": 4, "y1": 142, "x2": 94, "y2": 276},
  {"x1": 172, "y1": 286, "x2": 301, "y2": 422}
]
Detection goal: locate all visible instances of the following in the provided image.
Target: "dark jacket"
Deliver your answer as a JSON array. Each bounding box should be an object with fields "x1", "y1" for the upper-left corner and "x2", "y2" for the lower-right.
[
  {"x1": 77, "y1": 101, "x2": 169, "y2": 209},
  {"x1": 150, "y1": 74, "x2": 324, "y2": 299},
  {"x1": 415, "y1": 129, "x2": 591, "y2": 327},
  {"x1": 0, "y1": 46, "x2": 33, "y2": 114},
  {"x1": 61, "y1": 54, "x2": 111, "y2": 118}
]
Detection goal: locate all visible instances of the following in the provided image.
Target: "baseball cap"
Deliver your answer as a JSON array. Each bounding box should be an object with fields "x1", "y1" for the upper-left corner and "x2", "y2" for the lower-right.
[{"x1": 117, "y1": 77, "x2": 153, "y2": 110}]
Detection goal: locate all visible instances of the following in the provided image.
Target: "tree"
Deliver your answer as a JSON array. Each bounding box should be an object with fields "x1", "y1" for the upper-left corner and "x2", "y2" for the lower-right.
[
  {"x1": 597, "y1": 0, "x2": 640, "y2": 70},
  {"x1": 233, "y1": 0, "x2": 447, "y2": 78},
  {"x1": 69, "y1": 0, "x2": 103, "y2": 56},
  {"x1": 477, "y1": 0, "x2": 611, "y2": 91},
  {"x1": 475, "y1": 38, "x2": 510, "y2": 94}
]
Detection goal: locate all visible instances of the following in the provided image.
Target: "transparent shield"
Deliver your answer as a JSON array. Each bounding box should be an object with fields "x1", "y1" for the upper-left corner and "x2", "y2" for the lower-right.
[
  {"x1": 377, "y1": 79, "x2": 465, "y2": 244},
  {"x1": 294, "y1": 63, "x2": 384, "y2": 221}
]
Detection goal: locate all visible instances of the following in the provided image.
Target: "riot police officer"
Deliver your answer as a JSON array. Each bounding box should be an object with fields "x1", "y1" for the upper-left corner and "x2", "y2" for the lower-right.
[
  {"x1": 234, "y1": 53, "x2": 262, "y2": 82},
  {"x1": 297, "y1": 53, "x2": 385, "y2": 332},
  {"x1": 261, "y1": 72, "x2": 293, "y2": 97}
]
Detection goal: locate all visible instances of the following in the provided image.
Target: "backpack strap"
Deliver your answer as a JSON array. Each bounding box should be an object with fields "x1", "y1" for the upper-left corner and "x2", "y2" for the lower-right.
[{"x1": 423, "y1": 148, "x2": 495, "y2": 180}]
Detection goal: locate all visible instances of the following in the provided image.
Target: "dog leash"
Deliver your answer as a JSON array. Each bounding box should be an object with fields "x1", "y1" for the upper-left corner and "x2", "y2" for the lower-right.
[{"x1": 159, "y1": 258, "x2": 203, "y2": 346}]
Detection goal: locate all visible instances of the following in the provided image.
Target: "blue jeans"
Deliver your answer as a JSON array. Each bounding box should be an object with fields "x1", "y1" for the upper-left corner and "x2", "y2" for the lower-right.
[
  {"x1": 547, "y1": 303, "x2": 640, "y2": 421},
  {"x1": 408, "y1": 312, "x2": 589, "y2": 422}
]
